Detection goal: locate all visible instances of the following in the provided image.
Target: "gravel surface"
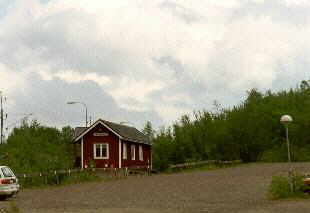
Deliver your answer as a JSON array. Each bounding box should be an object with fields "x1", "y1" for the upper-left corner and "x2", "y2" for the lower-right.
[{"x1": 1, "y1": 163, "x2": 310, "y2": 213}]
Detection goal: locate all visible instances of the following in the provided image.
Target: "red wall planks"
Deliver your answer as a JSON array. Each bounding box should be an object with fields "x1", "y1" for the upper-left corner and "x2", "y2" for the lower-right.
[
  {"x1": 82, "y1": 123, "x2": 119, "y2": 168},
  {"x1": 79, "y1": 123, "x2": 152, "y2": 169}
]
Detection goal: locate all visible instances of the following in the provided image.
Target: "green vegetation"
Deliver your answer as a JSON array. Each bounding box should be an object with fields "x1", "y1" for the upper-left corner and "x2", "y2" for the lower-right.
[
  {"x1": 60, "y1": 171, "x2": 101, "y2": 185},
  {"x1": 150, "y1": 80, "x2": 310, "y2": 171},
  {"x1": 18, "y1": 171, "x2": 101, "y2": 188},
  {"x1": 0, "y1": 120, "x2": 74, "y2": 173},
  {"x1": 269, "y1": 176, "x2": 291, "y2": 199},
  {"x1": 166, "y1": 162, "x2": 240, "y2": 174},
  {"x1": 8, "y1": 202, "x2": 21, "y2": 213},
  {"x1": 142, "y1": 121, "x2": 155, "y2": 142},
  {"x1": 268, "y1": 173, "x2": 310, "y2": 199},
  {"x1": 0, "y1": 120, "x2": 86, "y2": 188}
]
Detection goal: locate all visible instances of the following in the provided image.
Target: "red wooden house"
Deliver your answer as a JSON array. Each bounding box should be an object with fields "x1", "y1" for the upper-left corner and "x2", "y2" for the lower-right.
[{"x1": 73, "y1": 119, "x2": 152, "y2": 169}]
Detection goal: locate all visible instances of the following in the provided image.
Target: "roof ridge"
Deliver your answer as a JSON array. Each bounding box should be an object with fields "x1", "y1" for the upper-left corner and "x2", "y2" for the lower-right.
[
  {"x1": 73, "y1": 118, "x2": 151, "y2": 145},
  {"x1": 103, "y1": 120, "x2": 137, "y2": 129}
]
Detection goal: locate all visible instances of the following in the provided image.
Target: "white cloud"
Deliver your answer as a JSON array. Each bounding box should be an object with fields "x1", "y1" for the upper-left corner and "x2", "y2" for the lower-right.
[
  {"x1": 283, "y1": 0, "x2": 310, "y2": 6},
  {"x1": 0, "y1": 63, "x2": 26, "y2": 95},
  {"x1": 155, "y1": 105, "x2": 192, "y2": 124},
  {"x1": 54, "y1": 70, "x2": 111, "y2": 86},
  {"x1": 0, "y1": 0, "x2": 310, "y2": 128},
  {"x1": 210, "y1": 15, "x2": 310, "y2": 91}
]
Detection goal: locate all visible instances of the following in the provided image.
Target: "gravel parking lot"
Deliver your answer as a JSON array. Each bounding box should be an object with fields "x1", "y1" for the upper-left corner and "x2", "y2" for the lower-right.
[{"x1": 2, "y1": 163, "x2": 310, "y2": 213}]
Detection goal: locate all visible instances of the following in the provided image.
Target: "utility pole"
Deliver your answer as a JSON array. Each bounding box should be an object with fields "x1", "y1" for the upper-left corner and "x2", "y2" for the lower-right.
[
  {"x1": 0, "y1": 91, "x2": 7, "y2": 144},
  {"x1": 89, "y1": 116, "x2": 92, "y2": 126},
  {"x1": 0, "y1": 92, "x2": 4, "y2": 144}
]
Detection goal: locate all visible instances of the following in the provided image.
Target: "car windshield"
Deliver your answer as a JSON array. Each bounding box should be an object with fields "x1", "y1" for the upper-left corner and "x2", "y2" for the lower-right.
[{"x1": 1, "y1": 167, "x2": 14, "y2": 178}]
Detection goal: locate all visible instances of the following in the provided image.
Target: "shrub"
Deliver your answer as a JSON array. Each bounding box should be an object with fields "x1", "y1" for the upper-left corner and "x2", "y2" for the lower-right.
[
  {"x1": 260, "y1": 144, "x2": 288, "y2": 162},
  {"x1": 292, "y1": 173, "x2": 310, "y2": 194},
  {"x1": 269, "y1": 175, "x2": 291, "y2": 199},
  {"x1": 292, "y1": 147, "x2": 310, "y2": 162},
  {"x1": 269, "y1": 172, "x2": 310, "y2": 199},
  {"x1": 259, "y1": 145, "x2": 310, "y2": 163}
]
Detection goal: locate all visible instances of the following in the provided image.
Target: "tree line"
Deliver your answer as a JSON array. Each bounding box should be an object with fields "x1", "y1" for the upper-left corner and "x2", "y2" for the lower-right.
[
  {"x1": 147, "y1": 80, "x2": 310, "y2": 170},
  {"x1": 0, "y1": 120, "x2": 74, "y2": 173}
]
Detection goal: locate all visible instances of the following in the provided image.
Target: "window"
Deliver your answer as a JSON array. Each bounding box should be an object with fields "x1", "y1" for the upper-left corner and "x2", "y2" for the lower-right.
[
  {"x1": 131, "y1": 144, "x2": 135, "y2": 160},
  {"x1": 93, "y1": 143, "x2": 109, "y2": 159},
  {"x1": 1, "y1": 167, "x2": 14, "y2": 178},
  {"x1": 139, "y1": 145, "x2": 143, "y2": 161},
  {"x1": 123, "y1": 142, "x2": 127, "y2": 159}
]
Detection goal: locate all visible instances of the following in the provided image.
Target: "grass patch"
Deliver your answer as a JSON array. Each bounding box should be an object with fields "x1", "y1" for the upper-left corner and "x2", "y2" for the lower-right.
[
  {"x1": 19, "y1": 171, "x2": 101, "y2": 189},
  {"x1": 8, "y1": 202, "x2": 21, "y2": 213},
  {"x1": 268, "y1": 172, "x2": 310, "y2": 200},
  {"x1": 60, "y1": 171, "x2": 101, "y2": 185},
  {"x1": 164, "y1": 163, "x2": 241, "y2": 174}
]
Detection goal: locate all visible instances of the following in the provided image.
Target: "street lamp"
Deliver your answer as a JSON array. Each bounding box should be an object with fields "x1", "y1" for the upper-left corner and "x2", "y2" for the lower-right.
[
  {"x1": 67, "y1": 101, "x2": 88, "y2": 127},
  {"x1": 280, "y1": 114, "x2": 294, "y2": 193},
  {"x1": 280, "y1": 115, "x2": 293, "y2": 162}
]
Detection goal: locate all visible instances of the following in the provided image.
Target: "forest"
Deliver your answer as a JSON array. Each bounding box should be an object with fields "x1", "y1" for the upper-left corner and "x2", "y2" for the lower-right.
[
  {"x1": 0, "y1": 121, "x2": 74, "y2": 173},
  {"x1": 1, "y1": 80, "x2": 310, "y2": 173},
  {"x1": 150, "y1": 80, "x2": 310, "y2": 170}
]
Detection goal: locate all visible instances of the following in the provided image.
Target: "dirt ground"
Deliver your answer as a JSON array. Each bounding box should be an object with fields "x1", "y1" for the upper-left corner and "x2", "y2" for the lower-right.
[{"x1": 2, "y1": 163, "x2": 310, "y2": 213}]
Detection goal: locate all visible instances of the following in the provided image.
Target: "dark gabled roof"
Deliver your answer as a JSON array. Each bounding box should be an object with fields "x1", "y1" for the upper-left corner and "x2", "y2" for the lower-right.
[
  {"x1": 74, "y1": 127, "x2": 87, "y2": 139},
  {"x1": 73, "y1": 119, "x2": 151, "y2": 145}
]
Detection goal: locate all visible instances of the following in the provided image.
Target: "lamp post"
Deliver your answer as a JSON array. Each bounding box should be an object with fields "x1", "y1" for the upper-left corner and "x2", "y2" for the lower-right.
[
  {"x1": 280, "y1": 115, "x2": 293, "y2": 162},
  {"x1": 280, "y1": 114, "x2": 293, "y2": 192},
  {"x1": 67, "y1": 101, "x2": 88, "y2": 127},
  {"x1": 0, "y1": 91, "x2": 4, "y2": 144}
]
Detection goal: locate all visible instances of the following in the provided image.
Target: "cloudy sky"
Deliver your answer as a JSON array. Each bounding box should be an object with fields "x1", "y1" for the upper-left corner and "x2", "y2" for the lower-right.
[{"x1": 0, "y1": 0, "x2": 310, "y2": 133}]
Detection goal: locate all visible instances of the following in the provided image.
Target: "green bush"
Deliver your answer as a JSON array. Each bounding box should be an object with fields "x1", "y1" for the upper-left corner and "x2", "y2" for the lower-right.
[
  {"x1": 292, "y1": 147, "x2": 310, "y2": 162},
  {"x1": 269, "y1": 176, "x2": 291, "y2": 199},
  {"x1": 260, "y1": 144, "x2": 310, "y2": 162},
  {"x1": 292, "y1": 173, "x2": 310, "y2": 194},
  {"x1": 269, "y1": 173, "x2": 310, "y2": 199},
  {"x1": 260, "y1": 144, "x2": 288, "y2": 162},
  {"x1": 0, "y1": 122, "x2": 75, "y2": 174}
]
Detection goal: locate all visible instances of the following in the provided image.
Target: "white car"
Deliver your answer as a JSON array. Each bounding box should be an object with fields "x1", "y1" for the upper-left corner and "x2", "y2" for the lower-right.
[{"x1": 0, "y1": 166, "x2": 20, "y2": 199}]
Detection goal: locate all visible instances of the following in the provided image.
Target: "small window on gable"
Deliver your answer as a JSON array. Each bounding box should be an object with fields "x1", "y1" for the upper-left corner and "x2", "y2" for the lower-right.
[
  {"x1": 93, "y1": 143, "x2": 109, "y2": 159},
  {"x1": 139, "y1": 145, "x2": 143, "y2": 161},
  {"x1": 131, "y1": 144, "x2": 135, "y2": 160},
  {"x1": 123, "y1": 142, "x2": 127, "y2": 160}
]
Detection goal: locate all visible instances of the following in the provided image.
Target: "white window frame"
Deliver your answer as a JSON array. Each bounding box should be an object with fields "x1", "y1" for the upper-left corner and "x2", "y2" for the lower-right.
[
  {"x1": 131, "y1": 144, "x2": 136, "y2": 160},
  {"x1": 139, "y1": 145, "x2": 143, "y2": 161},
  {"x1": 93, "y1": 143, "x2": 109, "y2": 159},
  {"x1": 123, "y1": 142, "x2": 127, "y2": 160}
]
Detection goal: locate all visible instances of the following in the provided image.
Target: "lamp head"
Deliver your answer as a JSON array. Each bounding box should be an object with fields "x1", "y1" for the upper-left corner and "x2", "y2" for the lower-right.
[
  {"x1": 67, "y1": 101, "x2": 76, "y2": 105},
  {"x1": 280, "y1": 115, "x2": 293, "y2": 125}
]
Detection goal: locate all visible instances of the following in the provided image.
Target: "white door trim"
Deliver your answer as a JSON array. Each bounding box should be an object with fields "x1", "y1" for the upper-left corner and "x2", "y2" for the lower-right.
[
  {"x1": 81, "y1": 137, "x2": 84, "y2": 169},
  {"x1": 119, "y1": 138, "x2": 122, "y2": 168}
]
